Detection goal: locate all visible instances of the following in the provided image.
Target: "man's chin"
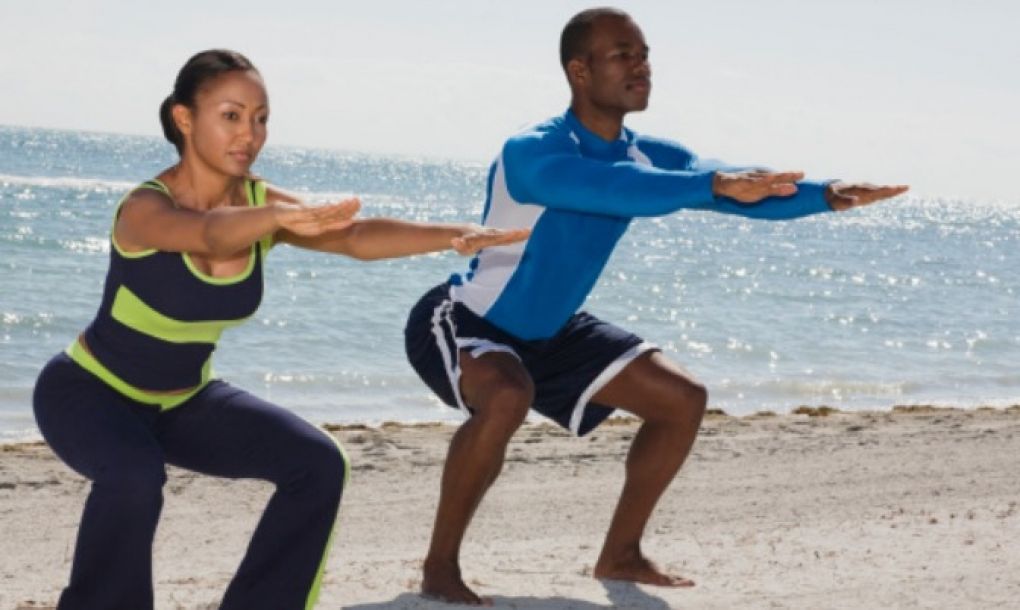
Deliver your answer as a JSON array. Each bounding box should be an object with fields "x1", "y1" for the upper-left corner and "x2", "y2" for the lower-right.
[{"x1": 628, "y1": 99, "x2": 650, "y2": 112}]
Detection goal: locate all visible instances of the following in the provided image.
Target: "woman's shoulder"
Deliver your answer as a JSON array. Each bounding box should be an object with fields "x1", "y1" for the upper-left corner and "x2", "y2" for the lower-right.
[
  {"x1": 256, "y1": 179, "x2": 302, "y2": 205},
  {"x1": 121, "y1": 178, "x2": 176, "y2": 211}
]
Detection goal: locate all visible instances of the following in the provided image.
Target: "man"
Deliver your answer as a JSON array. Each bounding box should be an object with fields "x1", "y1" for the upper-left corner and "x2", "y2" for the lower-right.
[{"x1": 404, "y1": 7, "x2": 907, "y2": 605}]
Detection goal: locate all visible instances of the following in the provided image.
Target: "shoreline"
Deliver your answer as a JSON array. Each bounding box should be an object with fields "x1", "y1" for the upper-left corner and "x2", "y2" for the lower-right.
[
  {"x1": 3, "y1": 402, "x2": 1018, "y2": 449},
  {"x1": 4, "y1": 406, "x2": 1019, "y2": 608}
]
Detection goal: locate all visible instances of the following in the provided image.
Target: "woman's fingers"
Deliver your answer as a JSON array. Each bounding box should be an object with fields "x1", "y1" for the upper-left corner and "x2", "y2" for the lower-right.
[
  {"x1": 280, "y1": 198, "x2": 362, "y2": 235},
  {"x1": 452, "y1": 228, "x2": 531, "y2": 255}
]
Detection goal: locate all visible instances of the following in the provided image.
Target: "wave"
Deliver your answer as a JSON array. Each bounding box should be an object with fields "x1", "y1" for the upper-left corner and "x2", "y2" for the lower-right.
[
  {"x1": 0, "y1": 173, "x2": 432, "y2": 211},
  {"x1": 0, "y1": 173, "x2": 135, "y2": 192}
]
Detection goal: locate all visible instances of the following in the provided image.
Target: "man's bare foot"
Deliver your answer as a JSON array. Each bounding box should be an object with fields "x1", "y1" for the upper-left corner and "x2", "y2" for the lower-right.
[
  {"x1": 421, "y1": 557, "x2": 493, "y2": 606},
  {"x1": 593, "y1": 552, "x2": 695, "y2": 588}
]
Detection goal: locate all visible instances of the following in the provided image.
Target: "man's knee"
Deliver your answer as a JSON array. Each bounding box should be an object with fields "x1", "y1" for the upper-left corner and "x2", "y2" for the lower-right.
[
  {"x1": 463, "y1": 352, "x2": 534, "y2": 430},
  {"x1": 478, "y1": 381, "x2": 532, "y2": 430},
  {"x1": 682, "y1": 379, "x2": 708, "y2": 412},
  {"x1": 462, "y1": 365, "x2": 534, "y2": 435},
  {"x1": 654, "y1": 377, "x2": 708, "y2": 427}
]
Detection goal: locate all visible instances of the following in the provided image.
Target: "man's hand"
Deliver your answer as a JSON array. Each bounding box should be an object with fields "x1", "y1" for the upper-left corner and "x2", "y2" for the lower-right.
[
  {"x1": 825, "y1": 182, "x2": 909, "y2": 211},
  {"x1": 713, "y1": 170, "x2": 805, "y2": 204}
]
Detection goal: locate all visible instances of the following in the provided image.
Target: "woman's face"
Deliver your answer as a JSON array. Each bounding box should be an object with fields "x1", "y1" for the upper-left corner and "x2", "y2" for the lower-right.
[{"x1": 176, "y1": 70, "x2": 269, "y2": 177}]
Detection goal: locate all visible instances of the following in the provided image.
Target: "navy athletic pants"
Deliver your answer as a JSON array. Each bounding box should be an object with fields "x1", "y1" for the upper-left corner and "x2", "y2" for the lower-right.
[{"x1": 33, "y1": 353, "x2": 347, "y2": 610}]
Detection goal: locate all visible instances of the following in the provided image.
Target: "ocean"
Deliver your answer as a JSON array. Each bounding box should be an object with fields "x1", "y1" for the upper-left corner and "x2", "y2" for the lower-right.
[{"x1": 1, "y1": 125, "x2": 1017, "y2": 442}]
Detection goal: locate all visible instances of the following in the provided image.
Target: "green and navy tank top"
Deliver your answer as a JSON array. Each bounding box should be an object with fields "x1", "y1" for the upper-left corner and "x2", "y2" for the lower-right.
[{"x1": 67, "y1": 178, "x2": 273, "y2": 409}]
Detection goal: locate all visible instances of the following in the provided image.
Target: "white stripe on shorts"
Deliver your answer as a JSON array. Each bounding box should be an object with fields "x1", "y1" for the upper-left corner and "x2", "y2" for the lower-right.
[
  {"x1": 456, "y1": 338, "x2": 521, "y2": 360},
  {"x1": 429, "y1": 296, "x2": 471, "y2": 416},
  {"x1": 567, "y1": 341, "x2": 657, "y2": 436}
]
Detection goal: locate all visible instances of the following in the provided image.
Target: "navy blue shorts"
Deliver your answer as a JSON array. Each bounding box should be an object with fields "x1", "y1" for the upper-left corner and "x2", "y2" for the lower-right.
[{"x1": 404, "y1": 283, "x2": 657, "y2": 436}]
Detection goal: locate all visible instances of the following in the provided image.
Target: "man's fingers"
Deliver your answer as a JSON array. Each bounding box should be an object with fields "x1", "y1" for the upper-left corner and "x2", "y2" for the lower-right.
[
  {"x1": 842, "y1": 184, "x2": 910, "y2": 207},
  {"x1": 878, "y1": 185, "x2": 910, "y2": 198},
  {"x1": 769, "y1": 183, "x2": 798, "y2": 197},
  {"x1": 764, "y1": 171, "x2": 804, "y2": 184},
  {"x1": 859, "y1": 185, "x2": 908, "y2": 202},
  {"x1": 830, "y1": 193, "x2": 860, "y2": 210}
]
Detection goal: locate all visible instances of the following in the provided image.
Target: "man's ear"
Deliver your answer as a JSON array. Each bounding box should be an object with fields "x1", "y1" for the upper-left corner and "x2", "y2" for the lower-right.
[
  {"x1": 171, "y1": 104, "x2": 193, "y2": 137},
  {"x1": 567, "y1": 58, "x2": 588, "y2": 87}
]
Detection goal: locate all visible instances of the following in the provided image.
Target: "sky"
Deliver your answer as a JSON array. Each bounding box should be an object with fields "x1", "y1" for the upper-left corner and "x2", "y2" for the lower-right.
[{"x1": 1, "y1": 0, "x2": 1018, "y2": 201}]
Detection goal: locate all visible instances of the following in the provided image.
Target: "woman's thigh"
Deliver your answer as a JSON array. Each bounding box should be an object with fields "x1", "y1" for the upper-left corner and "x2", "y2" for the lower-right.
[
  {"x1": 155, "y1": 381, "x2": 343, "y2": 484},
  {"x1": 33, "y1": 353, "x2": 165, "y2": 485}
]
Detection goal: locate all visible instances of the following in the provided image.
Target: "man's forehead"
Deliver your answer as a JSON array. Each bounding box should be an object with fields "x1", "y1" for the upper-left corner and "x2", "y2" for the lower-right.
[{"x1": 589, "y1": 16, "x2": 645, "y2": 46}]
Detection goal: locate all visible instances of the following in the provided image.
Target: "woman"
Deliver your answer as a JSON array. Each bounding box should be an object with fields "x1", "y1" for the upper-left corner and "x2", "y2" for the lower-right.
[{"x1": 32, "y1": 49, "x2": 527, "y2": 610}]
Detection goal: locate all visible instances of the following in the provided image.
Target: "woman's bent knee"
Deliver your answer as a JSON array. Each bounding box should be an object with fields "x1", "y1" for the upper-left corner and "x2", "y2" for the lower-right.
[
  {"x1": 92, "y1": 460, "x2": 167, "y2": 513},
  {"x1": 281, "y1": 432, "x2": 348, "y2": 503}
]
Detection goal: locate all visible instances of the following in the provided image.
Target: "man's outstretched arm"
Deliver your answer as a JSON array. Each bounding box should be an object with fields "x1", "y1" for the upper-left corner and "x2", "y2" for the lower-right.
[
  {"x1": 710, "y1": 174, "x2": 908, "y2": 219},
  {"x1": 692, "y1": 155, "x2": 908, "y2": 219},
  {"x1": 502, "y1": 131, "x2": 804, "y2": 217}
]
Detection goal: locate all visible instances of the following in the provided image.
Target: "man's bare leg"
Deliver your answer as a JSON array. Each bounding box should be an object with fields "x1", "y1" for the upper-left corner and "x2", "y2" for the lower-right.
[
  {"x1": 421, "y1": 351, "x2": 533, "y2": 606},
  {"x1": 590, "y1": 351, "x2": 706, "y2": 587}
]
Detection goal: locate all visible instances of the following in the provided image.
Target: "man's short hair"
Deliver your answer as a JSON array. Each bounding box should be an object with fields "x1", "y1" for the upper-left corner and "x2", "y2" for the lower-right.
[{"x1": 559, "y1": 7, "x2": 631, "y2": 70}]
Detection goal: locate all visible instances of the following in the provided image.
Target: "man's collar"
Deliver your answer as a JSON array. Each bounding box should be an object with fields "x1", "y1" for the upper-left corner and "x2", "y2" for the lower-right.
[{"x1": 564, "y1": 108, "x2": 633, "y2": 147}]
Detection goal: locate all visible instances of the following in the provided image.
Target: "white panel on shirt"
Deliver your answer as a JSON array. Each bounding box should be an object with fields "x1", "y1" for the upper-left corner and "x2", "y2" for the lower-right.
[
  {"x1": 627, "y1": 143, "x2": 653, "y2": 166},
  {"x1": 451, "y1": 157, "x2": 544, "y2": 317}
]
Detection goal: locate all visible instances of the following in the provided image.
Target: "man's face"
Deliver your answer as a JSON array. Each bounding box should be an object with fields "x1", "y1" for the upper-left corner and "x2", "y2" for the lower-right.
[{"x1": 578, "y1": 16, "x2": 651, "y2": 114}]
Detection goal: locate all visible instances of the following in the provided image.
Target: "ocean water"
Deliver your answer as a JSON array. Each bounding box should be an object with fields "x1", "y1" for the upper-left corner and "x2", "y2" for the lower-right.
[{"x1": 1, "y1": 125, "x2": 1017, "y2": 441}]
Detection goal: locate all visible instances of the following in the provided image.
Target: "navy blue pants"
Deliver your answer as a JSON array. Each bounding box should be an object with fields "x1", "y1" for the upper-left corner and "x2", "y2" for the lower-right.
[{"x1": 33, "y1": 353, "x2": 348, "y2": 610}]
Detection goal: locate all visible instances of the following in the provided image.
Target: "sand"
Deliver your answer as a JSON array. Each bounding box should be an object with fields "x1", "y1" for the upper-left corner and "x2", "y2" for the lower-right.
[{"x1": 2, "y1": 406, "x2": 1019, "y2": 609}]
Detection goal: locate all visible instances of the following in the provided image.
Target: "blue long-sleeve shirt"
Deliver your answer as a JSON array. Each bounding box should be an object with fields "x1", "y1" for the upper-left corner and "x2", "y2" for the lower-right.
[{"x1": 449, "y1": 109, "x2": 832, "y2": 340}]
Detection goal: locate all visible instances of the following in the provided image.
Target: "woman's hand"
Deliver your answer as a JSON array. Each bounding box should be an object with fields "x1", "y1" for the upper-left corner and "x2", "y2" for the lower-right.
[
  {"x1": 273, "y1": 198, "x2": 361, "y2": 236},
  {"x1": 451, "y1": 226, "x2": 531, "y2": 255}
]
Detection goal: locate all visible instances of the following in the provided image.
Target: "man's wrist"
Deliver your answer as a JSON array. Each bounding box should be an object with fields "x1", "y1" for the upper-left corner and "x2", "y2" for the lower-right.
[{"x1": 823, "y1": 181, "x2": 841, "y2": 209}]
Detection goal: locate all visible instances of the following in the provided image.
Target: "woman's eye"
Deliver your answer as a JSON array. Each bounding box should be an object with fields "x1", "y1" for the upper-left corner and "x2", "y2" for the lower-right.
[{"x1": 224, "y1": 111, "x2": 239, "y2": 120}]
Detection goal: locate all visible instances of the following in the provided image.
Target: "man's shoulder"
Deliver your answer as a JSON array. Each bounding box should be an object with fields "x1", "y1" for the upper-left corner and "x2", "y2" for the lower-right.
[
  {"x1": 630, "y1": 132, "x2": 698, "y2": 170},
  {"x1": 631, "y1": 131, "x2": 695, "y2": 156},
  {"x1": 496, "y1": 114, "x2": 578, "y2": 198},
  {"x1": 503, "y1": 113, "x2": 575, "y2": 145}
]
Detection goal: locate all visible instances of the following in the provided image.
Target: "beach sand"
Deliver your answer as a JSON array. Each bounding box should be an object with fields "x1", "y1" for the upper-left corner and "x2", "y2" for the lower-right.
[{"x1": 2, "y1": 406, "x2": 1019, "y2": 609}]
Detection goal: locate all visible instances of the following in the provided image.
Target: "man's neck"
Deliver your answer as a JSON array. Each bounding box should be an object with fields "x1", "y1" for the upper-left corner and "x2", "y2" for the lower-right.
[{"x1": 569, "y1": 101, "x2": 626, "y2": 142}]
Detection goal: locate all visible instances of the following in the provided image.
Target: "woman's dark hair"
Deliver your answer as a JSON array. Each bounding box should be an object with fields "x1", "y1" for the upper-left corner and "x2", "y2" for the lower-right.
[{"x1": 159, "y1": 49, "x2": 258, "y2": 154}]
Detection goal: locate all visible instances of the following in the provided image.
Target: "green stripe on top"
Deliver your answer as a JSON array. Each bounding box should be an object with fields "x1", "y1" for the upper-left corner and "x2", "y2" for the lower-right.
[
  {"x1": 182, "y1": 248, "x2": 258, "y2": 285},
  {"x1": 178, "y1": 178, "x2": 268, "y2": 284},
  {"x1": 66, "y1": 339, "x2": 211, "y2": 410},
  {"x1": 110, "y1": 178, "x2": 274, "y2": 263},
  {"x1": 109, "y1": 180, "x2": 168, "y2": 258},
  {"x1": 254, "y1": 180, "x2": 275, "y2": 259},
  {"x1": 110, "y1": 285, "x2": 250, "y2": 344}
]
